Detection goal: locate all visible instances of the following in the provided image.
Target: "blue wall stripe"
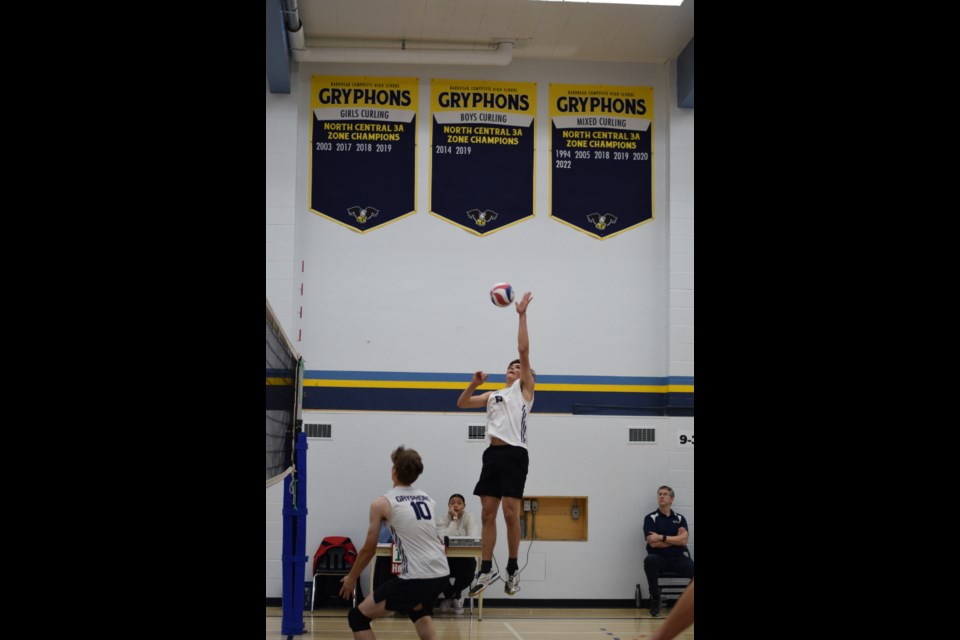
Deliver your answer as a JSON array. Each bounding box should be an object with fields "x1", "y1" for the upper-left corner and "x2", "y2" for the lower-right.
[
  {"x1": 304, "y1": 370, "x2": 682, "y2": 385},
  {"x1": 303, "y1": 387, "x2": 694, "y2": 415},
  {"x1": 294, "y1": 371, "x2": 694, "y2": 415},
  {"x1": 667, "y1": 392, "x2": 694, "y2": 408}
]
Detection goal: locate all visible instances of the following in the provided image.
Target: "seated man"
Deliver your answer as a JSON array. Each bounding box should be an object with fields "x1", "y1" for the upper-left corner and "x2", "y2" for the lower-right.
[{"x1": 642, "y1": 485, "x2": 694, "y2": 617}]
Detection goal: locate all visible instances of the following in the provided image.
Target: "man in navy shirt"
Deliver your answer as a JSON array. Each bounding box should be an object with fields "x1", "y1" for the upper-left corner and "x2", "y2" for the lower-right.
[{"x1": 642, "y1": 485, "x2": 694, "y2": 617}]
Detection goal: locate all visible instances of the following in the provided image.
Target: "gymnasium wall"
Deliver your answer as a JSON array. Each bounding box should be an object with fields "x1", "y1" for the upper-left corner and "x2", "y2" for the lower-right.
[{"x1": 266, "y1": 56, "x2": 693, "y2": 600}]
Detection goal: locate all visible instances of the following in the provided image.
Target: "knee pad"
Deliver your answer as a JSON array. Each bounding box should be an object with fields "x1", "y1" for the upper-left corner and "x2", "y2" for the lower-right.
[
  {"x1": 347, "y1": 607, "x2": 372, "y2": 632},
  {"x1": 408, "y1": 605, "x2": 431, "y2": 623}
]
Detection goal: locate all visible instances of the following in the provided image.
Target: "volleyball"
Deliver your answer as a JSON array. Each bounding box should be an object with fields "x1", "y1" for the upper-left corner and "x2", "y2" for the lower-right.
[{"x1": 490, "y1": 283, "x2": 515, "y2": 307}]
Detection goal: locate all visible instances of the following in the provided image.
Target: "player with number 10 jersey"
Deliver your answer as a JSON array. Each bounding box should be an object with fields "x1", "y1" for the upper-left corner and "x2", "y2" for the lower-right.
[{"x1": 384, "y1": 486, "x2": 449, "y2": 579}]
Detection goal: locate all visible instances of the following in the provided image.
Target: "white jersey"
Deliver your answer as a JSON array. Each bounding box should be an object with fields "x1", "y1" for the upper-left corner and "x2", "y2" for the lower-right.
[
  {"x1": 486, "y1": 378, "x2": 532, "y2": 448},
  {"x1": 384, "y1": 486, "x2": 449, "y2": 580}
]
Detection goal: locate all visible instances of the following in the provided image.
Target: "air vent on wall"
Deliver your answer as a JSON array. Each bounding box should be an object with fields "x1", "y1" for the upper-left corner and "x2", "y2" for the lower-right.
[
  {"x1": 468, "y1": 425, "x2": 486, "y2": 440},
  {"x1": 306, "y1": 423, "x2": 332, "y2": 439},
  {"x1": 629, "y1": 427, "x2": 655, "y2": 443}
]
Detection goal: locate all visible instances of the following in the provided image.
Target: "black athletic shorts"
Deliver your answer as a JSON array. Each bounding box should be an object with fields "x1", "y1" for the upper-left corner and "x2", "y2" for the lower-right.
[
  {"x1": 473, "y1": 444, "x2": 529, "y2": 499},
  {"x1": 373, "y1": 575, "x2": 449, "y2": 619}
]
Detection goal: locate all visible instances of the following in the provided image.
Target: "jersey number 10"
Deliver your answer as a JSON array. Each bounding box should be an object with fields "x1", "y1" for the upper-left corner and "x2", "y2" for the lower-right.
[{"x1": 410, "y1": 501, "x2": 432, "y2": 520}]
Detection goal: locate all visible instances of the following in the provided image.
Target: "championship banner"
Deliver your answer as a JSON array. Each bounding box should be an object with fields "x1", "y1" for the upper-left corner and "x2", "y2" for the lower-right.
[
  {"x1": 430, "y1": 79, "x2": 536, "y2": 236},
  {"x1": 309, "y1": 76, "x2": 418, "y2": 233},
  {"x1": 549, "y1": 84, "x2": 654, "y2": 240}
]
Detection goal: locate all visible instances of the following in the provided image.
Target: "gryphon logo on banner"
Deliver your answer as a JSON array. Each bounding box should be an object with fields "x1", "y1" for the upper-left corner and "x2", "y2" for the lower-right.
[
  {"x1": 587, "y1": 213, "x2": 618, "y2": 231},
  {"x1": 467, "y1": 209, "x2": 498, "y2": 227},
  {"x1": 347, "y1": 206, "x2": 379, "y2": 224}
]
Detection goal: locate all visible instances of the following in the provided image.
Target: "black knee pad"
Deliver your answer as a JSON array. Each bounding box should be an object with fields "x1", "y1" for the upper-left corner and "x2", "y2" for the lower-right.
[
  {"x1": 348, "y1": 607, "x2": 372, "y2": 632},
  {"x1": 408, "y1": 605, "x2": 432, "y2": 623}
]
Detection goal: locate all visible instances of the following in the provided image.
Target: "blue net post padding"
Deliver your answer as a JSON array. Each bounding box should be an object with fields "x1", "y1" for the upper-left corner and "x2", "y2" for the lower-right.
[{"x1": 281, "y1": 432, "x2": 309, "y2": 635}]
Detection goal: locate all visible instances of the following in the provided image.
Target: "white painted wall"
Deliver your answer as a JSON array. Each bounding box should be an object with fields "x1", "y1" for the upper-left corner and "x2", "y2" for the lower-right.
[
  {"x1": 667, "y1": 58, "x2": 694, "y2": 381},
  {"x1": 292, "y1": 58, "x2": 668, "y2": 376},
  {"x1": 266, "y1": 56, "x2": 694, "y2": 600},
  {"x1": 666, "y1": 58, "x2": 695, "y2": 560},
  {"x1": 266, "y1": 76, "x2": 299, "y2": 340},
  {"x1": 297, "y1": 411, "x2": 689, "y2": 600}
]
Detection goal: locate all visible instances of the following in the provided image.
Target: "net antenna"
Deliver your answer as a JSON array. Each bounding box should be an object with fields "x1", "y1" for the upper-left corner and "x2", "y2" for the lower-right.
[{"x1": 266, "y1": 297, "x2": 303, "y2": 487}]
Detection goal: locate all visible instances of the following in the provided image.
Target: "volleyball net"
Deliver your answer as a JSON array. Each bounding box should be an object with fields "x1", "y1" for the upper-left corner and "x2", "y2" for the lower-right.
[{"x1": 266, "y1": 298, "x2": 302, "y2": 487}]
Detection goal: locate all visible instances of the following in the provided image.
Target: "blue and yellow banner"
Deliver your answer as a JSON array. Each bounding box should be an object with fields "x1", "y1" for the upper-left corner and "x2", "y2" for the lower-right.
[
  {"x1": 309, "y1": 76, "x2": 418, "y2": 233},
  {"x1": 549, "y1": 84, "x2": 654, "y2": 240},
  {"x1": 430, "y1": 79, "x2": 536, "y2": 235}
]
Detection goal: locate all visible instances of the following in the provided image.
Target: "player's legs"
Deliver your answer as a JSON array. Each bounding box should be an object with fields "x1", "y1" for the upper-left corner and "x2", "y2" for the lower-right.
[
  {"x1": 499, "y1": 446, "x2": 528, "y2": 595},
  {"x1": 348, "y1": 593, "x2": 389, "y2": 639},
  {"x1": 479, "y1": 495, "x2": 501, "y2": 561},
  {"x1": 501, "y1": 496, "x2": 522, "y2": 558},
  {"x1": 469, "y1": 495, "x2": 502, "y2": 595},
  {"x1": 413, "y1": 612, "x2": 438, "y2": 640}
]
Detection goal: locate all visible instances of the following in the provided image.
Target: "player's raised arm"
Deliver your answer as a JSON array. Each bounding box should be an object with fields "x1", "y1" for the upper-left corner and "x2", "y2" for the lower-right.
[
  {"x1": 516, "y1": 292, "x2": 535, "y2": 399},
  {"x1": 457, "y1": 370, "x2": 491, "y2": 408}
]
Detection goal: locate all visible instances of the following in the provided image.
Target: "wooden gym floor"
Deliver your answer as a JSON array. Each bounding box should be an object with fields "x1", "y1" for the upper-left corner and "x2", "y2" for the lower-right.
[{"x1": 266, "y1": 606, "x2": 693, "y2": 639}]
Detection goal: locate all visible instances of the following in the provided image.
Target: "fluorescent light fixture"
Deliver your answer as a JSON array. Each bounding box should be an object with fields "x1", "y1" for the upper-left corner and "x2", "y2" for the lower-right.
[{"x1": 535, "y1": 1, "x2": 685, "y2": 6}]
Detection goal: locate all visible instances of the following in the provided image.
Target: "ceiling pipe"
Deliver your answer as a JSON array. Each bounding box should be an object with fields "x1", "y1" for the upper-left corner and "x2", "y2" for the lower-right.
[
  {"x1": 287, "y1": 24, "x2": 306, "y2": 51},
  {"x1": 267, "y1": 0, "x2": 292, "y2": 93},
  {"x1": 292, "y1": 41, "x2": 515, "y2": 66},
  {"x1": 281, "y1": 0, "x2": 305, "y2": 50}
]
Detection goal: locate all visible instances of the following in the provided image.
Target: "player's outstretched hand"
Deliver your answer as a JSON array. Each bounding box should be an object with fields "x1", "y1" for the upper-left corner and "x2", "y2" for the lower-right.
[{"x1": 516, "y1": 292, "x2": 533, "y2": 314}]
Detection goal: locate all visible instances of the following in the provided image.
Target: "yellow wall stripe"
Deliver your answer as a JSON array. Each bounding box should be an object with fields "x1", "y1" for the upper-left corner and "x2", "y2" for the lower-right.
[{"x1": 299, "y1": 379, "x2": 693, "y2": 393}]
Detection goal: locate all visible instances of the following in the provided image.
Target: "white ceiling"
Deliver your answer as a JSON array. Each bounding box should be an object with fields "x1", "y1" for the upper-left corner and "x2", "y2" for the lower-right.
[{"x1": 295, "y1": 0, "x2": 694, "y2": 64}]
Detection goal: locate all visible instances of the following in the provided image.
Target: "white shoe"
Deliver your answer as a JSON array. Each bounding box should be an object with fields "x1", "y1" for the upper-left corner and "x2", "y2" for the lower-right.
[
  {"x1": 505, "y1": 570, "x2": 520, "y2": 595},
  {"x1": 452, "y1": 598, "x2": 464, "y2": 614},
  {"x1": 468, "y1": 570, "x2": 498, "y2": 596}
]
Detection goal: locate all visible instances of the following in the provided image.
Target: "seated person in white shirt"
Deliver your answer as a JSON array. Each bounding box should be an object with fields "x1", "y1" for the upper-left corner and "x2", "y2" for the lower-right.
[{"x1": 435, "y1": 493, "x2": 481, "y2": 613}]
